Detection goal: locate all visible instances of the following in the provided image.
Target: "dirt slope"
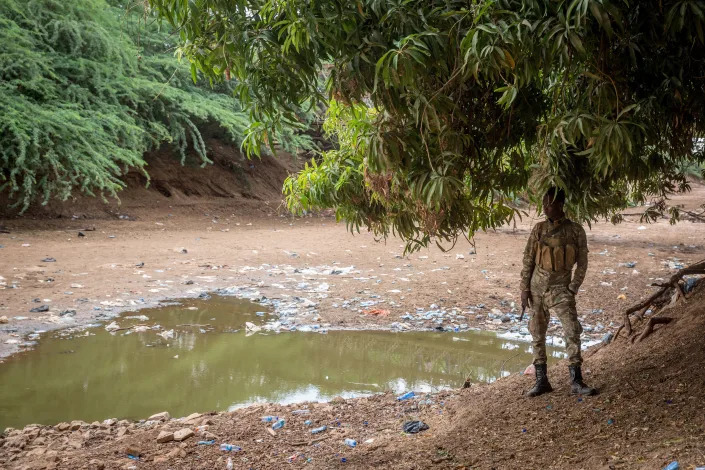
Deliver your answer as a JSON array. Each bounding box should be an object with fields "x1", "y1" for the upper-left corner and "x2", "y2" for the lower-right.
[{"x1": 0, "y1": 136, "x2": 303, "y2": 220}]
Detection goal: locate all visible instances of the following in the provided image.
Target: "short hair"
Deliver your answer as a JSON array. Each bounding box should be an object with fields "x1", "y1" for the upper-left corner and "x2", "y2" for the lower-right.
[{"x1": 544, "y1": 187, "x2": 565, "y2": 204}]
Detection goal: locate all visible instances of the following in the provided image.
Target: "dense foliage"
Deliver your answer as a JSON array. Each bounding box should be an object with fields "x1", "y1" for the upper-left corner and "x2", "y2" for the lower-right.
[
  {"x1": 0, "y1": 0, "x2": 312, "y2": 212},
  {"x1": 150, "y1": 0, "x2": 705, "y2": 251}
]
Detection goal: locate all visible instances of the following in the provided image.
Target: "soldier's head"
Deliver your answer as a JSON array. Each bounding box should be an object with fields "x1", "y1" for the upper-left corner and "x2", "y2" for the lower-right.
[{"x1": 543, "y1": 187, "x2": 565, "y2": 220}]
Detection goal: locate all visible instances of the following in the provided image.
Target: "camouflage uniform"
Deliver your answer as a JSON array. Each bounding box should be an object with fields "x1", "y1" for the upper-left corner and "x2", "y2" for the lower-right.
[{"x1": 520, "y1": 217, "x2": 588, "y2": 366}]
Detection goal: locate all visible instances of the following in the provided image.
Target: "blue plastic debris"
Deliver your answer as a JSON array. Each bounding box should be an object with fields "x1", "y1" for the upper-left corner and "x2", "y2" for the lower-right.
[
  {"x1": 397, "y1": 391, "x2": 415, "y2": 401},
  {"x1": 663, "y1": 462, "x2": 679, "y2": 470}
]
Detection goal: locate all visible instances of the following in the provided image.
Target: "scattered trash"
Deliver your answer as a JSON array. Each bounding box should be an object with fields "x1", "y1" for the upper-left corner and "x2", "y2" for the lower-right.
[
  {"x1": 292, "y1": 409, "x2": 310, "y2": 415},
  {"x1": 272, "y1": 419, "x2": 285, "y2": 430},
  {"x1": 226, "y1": 456, "x2": 233, "y2": 470},
  {"x1": 523, "y1": 363, "x2": 536, "y2": 375},
  {"x1": 157, "y1": 329, "x2": 174, "y2": 340},
  {"x1": 363, "y1": 309, "x2": 390, "y2": 316},
  {"x1": 220, "y1": 443, "x2": 241, "y2": 451},
  {"x1": 637, "y1": 225, "x2": 647, "y2": 230},
  {"x1": 607, "y1": 418, "x2": 615, "y2": 425},
  {"x1": 663, "y1": 462, "x2": 679, "y2": 470},
  {"x1": 261, "y1": 416, "x2": 277, "y2": 423},
  {"x1": 455, "y1": 254, "x2": 465, "y2": 259},
  {"x1": 304, "y1": 420, "x2": 312, "y2": 426},
  {"x1": 127, "y1": 454, "x2": 140, "y2": 460},
  {"x1": 29, "y1": 305, "x2": 49, "y2": 313},
  {"x1": 344, "y1": 438, "x2": 357, "y2": 447},
  {"x1": 684, "y1": 277, "x2": 700, "y2": 293},
  {"x1": 311, "y1": 425, "x2": 327, "y2": 434},
  {"x1": 397, "y1": 391, "x2": 415, "y2": 401},
  {"x1": 41, "y1": 257, "x2": 56, "y2": 262},
  {"x1": 601, "y1": 332, "x2": 614, "y2": 344},
  {"x1": 198, "y1": 440, "x2": 216, "y2": 445},
  {"x1": 619, "y1": 261, "x2": 637, "y2": 268},
  {"x1": 403, "y1": 420, "x2": 429, "y2": 434},
  {"x1": 617, "y1": 294, "x2": 627, "y2": 300}
]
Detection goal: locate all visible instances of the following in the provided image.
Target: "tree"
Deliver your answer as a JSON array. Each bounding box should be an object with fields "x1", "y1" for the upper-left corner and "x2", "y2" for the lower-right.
[
  {"x1": 0, "y1": 0, "x2": 312, "y2": 212},
  {"x1": 150, "y1": 0, "x2": 705, "y2": 251}
]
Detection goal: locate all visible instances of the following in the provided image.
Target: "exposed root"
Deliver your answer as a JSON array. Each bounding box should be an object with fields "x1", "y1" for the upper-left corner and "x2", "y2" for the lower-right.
[
  {"x1": 629, "y1": 317, "x2": 673, "y2": 344},
  {"x1": 612, "y1": 258, "x2": 704, "y2": 343}
]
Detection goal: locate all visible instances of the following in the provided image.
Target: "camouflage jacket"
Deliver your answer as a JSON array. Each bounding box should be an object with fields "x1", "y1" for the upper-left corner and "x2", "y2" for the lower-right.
[{"x1": 520, "y1": 217, "x2": 588, "y2": 294}]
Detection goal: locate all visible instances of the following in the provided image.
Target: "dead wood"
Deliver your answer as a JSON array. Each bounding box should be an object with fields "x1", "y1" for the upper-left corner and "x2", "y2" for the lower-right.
[
  {"x1": 629, "y1": 317, "x2": 673, "y2": 344},
  {"x1": 613, "y1": 258, "x2": 705, "y2": 343}
]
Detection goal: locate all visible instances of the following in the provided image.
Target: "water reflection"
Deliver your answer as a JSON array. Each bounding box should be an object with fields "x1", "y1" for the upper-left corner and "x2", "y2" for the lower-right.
[{"x1": 0, "y1": 296, "x2": 560, "y2": 429}]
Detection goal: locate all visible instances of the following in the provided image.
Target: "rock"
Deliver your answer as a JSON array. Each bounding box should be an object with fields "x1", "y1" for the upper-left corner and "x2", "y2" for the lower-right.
[
  {"x1": 173, "y1": 428, "x2": 194, "y2": 441},
  {"x1": 501, "y1": 314, "x2": 512, "y2": 323},
  {"x1": 203, "y1": 431, "x2": 218, "y2": 440},
  {"x1": 182, "y1": 413, "x2": 201, "y2": 424},
  {"x1": 0, "y1": 316, "x2": 7, "y2": 324},
  {"x1": 154, "y1": 455, "x2": 170, "y2": 464},
  {"x1": 103, "y1": 418, "x2": 117, "y2": 427},
  {"x1": 30, "y1": 305, "x2": 49, "y2": 313},
  {"x1": 55, "y1": 423, "x2": 70, "y2": 432},
  {"x1": 59, "y1": 309, "x2": 76, "y2": 317},
  {"x1": 156, "y1": 431, "x2": 174, "y2": 443},
  {"x1": 124, "y1": 444, "x2": 142, "y2": 456},
  {"x1": 116, "y1": 427, "x2": 129, "y2": 438},
  {"x1": 148, "y1": 411, "x2": 171, "y2": 422},
  {"x1": 90, "y1": 421, "x2": 100, "y2": 428},
  {"x1": 105, "y1": 322, "x2": 120, "y2": 332},
  {"x1": 69, "y1": 420, "x2": 84, "y2": 431}
]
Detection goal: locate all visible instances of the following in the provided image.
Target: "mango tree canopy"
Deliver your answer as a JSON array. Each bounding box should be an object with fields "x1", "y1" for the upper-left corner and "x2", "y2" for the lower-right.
[{"x1": 149, "y1": 0, "x2": 705, "y2": 251}]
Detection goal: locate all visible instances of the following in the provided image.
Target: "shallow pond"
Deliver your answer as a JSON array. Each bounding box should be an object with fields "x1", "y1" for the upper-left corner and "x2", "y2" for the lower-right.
[{"x1": 0, "y1": 296, "x2": 562, "y2": 429}]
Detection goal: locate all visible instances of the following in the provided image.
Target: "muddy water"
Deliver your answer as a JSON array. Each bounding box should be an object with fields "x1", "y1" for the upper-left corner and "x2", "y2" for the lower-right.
[{"x1": 0, "y1": 296, "x2": 561, "y2": 429}]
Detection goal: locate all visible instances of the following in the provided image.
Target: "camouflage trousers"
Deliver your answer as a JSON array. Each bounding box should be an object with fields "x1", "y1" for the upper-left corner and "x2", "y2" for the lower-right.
[{"x1": 529, "y1": 286, "x2": 583, "y2": 366}]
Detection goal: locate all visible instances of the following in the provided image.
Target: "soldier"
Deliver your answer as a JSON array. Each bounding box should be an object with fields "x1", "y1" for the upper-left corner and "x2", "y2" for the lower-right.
[{"x1": 520, "y1": 187, "x2": 597, "y2": 397}]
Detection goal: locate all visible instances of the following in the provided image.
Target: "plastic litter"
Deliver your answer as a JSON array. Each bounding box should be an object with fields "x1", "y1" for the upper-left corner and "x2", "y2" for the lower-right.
[
  {"x1": 402, "y1": 420, "x2": 429, "y2": 434},
  {"x1": 311, "y1": 425, "x2": 327, "y2": 434},
  {"x1": 220, "y1": 443, "x2": 241, "y2": 452},
  {"x1": 261, "y1": 416, "x2": 277, "y2": 423},
  {"x1": 272, "y1": 419, "x2": 285, "y2": 430},
  {"x1": 397, "y1": 391, "x2": 415, "y2": 401},
  {"x1": 663, "y1": 462, "x2": 679, "y2": 470},
  {"x1": 344, "y1": 438, "x2": 357, "y2": 447},
  {"x1": 226, "y1": 457, "x2": 233, "y2": 470},
  {"x1": 197, "y1": 440, "x2": 216, "y2": 445}
]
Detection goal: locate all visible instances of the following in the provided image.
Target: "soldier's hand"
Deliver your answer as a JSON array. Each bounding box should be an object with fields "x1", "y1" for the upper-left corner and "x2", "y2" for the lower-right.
[{"x1": 521, "y1": 290, "x2": 531, "y2": 310}]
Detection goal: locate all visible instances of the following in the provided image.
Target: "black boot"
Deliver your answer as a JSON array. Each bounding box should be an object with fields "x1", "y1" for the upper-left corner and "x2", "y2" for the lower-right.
[
  {"x1": 569, "y1": 365, "x2": 597, "y2": 396},
  {"x1": 526, "y1": 363, "x2": 553, "y2": 397}
]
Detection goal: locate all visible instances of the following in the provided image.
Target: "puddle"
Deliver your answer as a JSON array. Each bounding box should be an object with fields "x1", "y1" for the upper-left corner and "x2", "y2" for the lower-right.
[{"x1": 0, "y1": 296, "x2": 562, "y2": 429}]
